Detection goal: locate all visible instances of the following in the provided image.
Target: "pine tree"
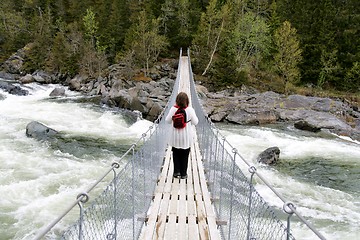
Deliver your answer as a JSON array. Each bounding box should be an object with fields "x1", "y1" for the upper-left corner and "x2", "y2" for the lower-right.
[
  {"x1": 80, "y1": 8, "x2": 108, "y2": 78},
  {"x1": 192, "y1": 0, "x2": 229, "y2": 75},
  {"x1": 124, "y1": 10, "x2": 168, "y2": 75},
  {"x1": 274, "y1": 21, "x2": 302, "y2": 94},
  {"x1": 231, "y1": 11, "x2": 271, "y2": 72}
]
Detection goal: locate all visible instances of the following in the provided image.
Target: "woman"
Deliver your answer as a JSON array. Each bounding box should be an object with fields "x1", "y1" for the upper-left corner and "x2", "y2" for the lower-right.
[{"x1": 165, "y1": 92, "x2": 199, "y2": 179}]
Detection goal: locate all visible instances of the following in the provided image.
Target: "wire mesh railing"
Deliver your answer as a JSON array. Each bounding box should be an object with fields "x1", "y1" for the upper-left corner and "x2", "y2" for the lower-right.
[
  {"x1": 59, "y1": 50, "x2": 185, "y2": 240},
  {"x1": 187, "y1": 48, "x2": 326, "y2": 240},
  {"x1": 35, "y1": 48, "x2": 326, "y2": 240}
]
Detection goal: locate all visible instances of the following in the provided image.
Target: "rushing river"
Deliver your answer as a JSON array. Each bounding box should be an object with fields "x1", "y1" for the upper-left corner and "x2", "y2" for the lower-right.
[{"x1": 0, "y1": 81, "x2": 359, "y2": 239}]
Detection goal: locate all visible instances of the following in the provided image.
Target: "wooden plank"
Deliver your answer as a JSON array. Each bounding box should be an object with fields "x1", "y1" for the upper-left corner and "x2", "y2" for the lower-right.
[
  {"x1": 165, "y1": 178, "x2": 179, "y2": 239},
  {"x1": 155, "y1": 153, "x2": 175, "y2": 239},
  {"x1": 141, "y1": 56, "x2": 222, "y2": 240},
  {"x1": 140, "y1": 147, "x2": 172, "y2": 240},
  {"x1": 169, "y1": 178, "x2": 180, "y2": 214},
  {"x1": 186, "y1": 149, "x2": 198, "y2": 239},
  {"x1": 178, "y1": 179, "x2": 187, "y2": 240},
  {"x1": 155, "y1": 192, "x2": 171, "y2": 240},
  {"x1": 190, "y1": 146, "x2": 202, "y2": 195},
  {"x1": 195, "y1": 194, "x2": 210, "y2": 240},
  {"x1": 165, "y1": 214, "x2": 177, "y2": 239},
  {"x1": 188, "y1": 215, "x2": 199, "y2": 240},
  {"x1": 189, "y1": 144, "x2": 208, "y2": 238},
  {"x1": 194, "y1": 136, "x2": 221, "y2": 240}
]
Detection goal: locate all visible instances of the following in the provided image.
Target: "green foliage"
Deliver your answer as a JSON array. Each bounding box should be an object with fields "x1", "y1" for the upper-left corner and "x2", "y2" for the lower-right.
[
  {"x1": 344, "y1": 62, "x2": 360, "y2": 91},
  {"x1": 47, "y1": 26, "x2": 80, "y2": 77},
  {"x1": 0, "y1": 7, "x2": 29, "y2": 62},
  {"x1": 124, "y1": 10, "x2": 168, "y2": 74},
  {"x1": 210, "y1": 40, "x2": 248, "y2": 89},
  {"x1": 192, "y1": 0, "x2": 229, "y2": 73},
  {"x1": 274, "y1": 21, "x2": 302, "y2": 94},
  {"x1": 0, "y1": 0, "x2": 358, "y2": 93},
  {"x1": 159, "y1": 0, "x2": 201, "y2": 48},
  {"x1": 83, "y1": 8, "x2": 98, "y2": 46},
  {"x1": 24, "y1": 5, "x2": 54, "y2": 72},
  {"x1": 231, "y1": 12, "x2": 271, "y2": 72},
  {"x1": 276, "y1": 0, "x2": 359, "y2": 92}
]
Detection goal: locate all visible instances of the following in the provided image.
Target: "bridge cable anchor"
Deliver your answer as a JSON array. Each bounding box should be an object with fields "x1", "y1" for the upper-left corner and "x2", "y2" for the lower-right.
[
  {"x1": 111, "y1": 162, "x2": 120, "y2": 169},
  {"x1": 283, "y1": 201, "x2": 296, "y2": 214},
  {"x1": 248, "y1": 166, "x2": 257, "y2": 174},
  {"x1": 76, "y1": 192, "x2": 90, "y2": 204}
]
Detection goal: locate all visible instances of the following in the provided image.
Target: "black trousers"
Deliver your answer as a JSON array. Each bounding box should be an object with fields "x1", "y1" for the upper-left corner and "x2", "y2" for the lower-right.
[{"x1": 172, "y1": 147, "x2": 190, "y2": 176}]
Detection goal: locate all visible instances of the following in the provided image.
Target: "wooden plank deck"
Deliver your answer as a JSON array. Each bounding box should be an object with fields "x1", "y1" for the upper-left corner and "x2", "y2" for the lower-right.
[
  {"x1": 139, "y1": 56, "x2": 221, "y2": 239},
  {"x1": 139, "y1": 141, "x2": 221, "y2": 240}
]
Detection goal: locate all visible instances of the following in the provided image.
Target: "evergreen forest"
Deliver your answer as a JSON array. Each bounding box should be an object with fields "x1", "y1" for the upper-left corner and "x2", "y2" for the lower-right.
[{"x1": 0, "y1": 0, "x2": 359, "y2": 94}]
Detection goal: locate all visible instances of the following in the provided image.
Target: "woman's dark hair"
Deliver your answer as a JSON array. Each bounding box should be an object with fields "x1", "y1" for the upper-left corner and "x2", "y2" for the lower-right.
[{"x1": 176, "y1": 92, "x2": 189, "y2": 108}]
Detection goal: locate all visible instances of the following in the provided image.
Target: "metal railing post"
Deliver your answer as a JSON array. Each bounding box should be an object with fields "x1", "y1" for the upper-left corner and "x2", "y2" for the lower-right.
[
  {"x1": 111, "y1": 162, "x2": 120, "y2": 239},
  {"x1": 131, "y1": 145, "x2": 136, "y2": 240},
  {"x1": 218, "y1": 136, "x2": 226, "y2": 223},
  {"x1": 227, "y1": 148, "x2": 237, "y2": 240},
  {"x1": 283, "y1": 202, "x2": 295, "y2": 240},
  {"x1": 76, "y1": 193, "x2": 89, "y2": 240},
  {"x1": 247, "y1": 166, "x2": 257, "y2": 240}
]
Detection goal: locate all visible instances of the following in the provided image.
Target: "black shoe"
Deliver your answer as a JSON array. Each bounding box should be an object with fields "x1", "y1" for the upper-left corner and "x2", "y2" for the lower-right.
[
  {"x1": 180, "y1": 175, "x2": 187, "y2": 179},
  {"x1": 173, "y1": 173, "x2": 180, "y2": 178}
]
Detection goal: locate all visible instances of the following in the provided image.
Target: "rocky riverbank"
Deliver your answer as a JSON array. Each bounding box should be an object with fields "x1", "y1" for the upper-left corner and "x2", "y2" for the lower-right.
[{"x1": 1, "y1": 51, "x2": 359, "y2": 141}]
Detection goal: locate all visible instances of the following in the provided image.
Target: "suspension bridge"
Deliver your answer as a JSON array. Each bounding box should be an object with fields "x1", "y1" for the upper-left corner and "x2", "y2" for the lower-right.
[{"x1": 34, "y1": 49, "x2": 326, "y2": 239}]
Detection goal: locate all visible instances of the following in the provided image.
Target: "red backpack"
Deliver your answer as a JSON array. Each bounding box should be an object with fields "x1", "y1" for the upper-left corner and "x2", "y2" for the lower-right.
[{"x1": 172, "y1": 106, "x2": 188, "y2": 129}]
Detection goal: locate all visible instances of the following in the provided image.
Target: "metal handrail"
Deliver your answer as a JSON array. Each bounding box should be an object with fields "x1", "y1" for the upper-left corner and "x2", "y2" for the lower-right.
[
  {"x1": 33, "y1": 48, "x2": 185, "y2": 240},
  {"x1": 187, "y1": 47, "x2": 326, "y2": 240},
  {"x1": 34, "y1": 48, "x2": 326, "y2": 240},
  {"x1": 33, "y1": 131, "x2": 150, "y2": 239},
  {"x1": 219, "y1": 130, "x2": 327, "y2": 240}
]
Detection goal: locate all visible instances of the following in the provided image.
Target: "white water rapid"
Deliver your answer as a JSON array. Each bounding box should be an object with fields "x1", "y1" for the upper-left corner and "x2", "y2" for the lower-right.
[
  {"x1": 0, "y1": 82, "x2": 152, "y2": 239},
  {"x1": 218, "y1": 123, "x2": 360, "y2": 240},
  {"x1": 1, "y1": 81, "x2": 359, "y2": 240}
]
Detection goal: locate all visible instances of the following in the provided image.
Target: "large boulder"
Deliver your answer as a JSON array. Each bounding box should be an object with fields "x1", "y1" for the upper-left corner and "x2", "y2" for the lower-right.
[
  {"x1": 147, "y1": 101, "x2": 163, "y2": 121},
  {"x1": 2, "y1": 49, "x2": 26, "y2": 74},
  {"x1": 33, "y1": 70, "x2": 53, "y2": 84},
  {"x1": 226, "y1": 108, "x2": 278, "y2": 125},
  {"x1": 0, "y1": 81, "x2": 28, "y2": 96},
  {"x1": 19, "y1": 74, "x2": 35, "y2": 84},
  {"x1": 67, "y1": 75, "x2": 87, "y2": 91},
  {"x1": 294, "y1": 120, "x2": 321, "y2": 132},
  {"x1": 0, "y1": 71, "x2": 16, "y2": 80},
  {"x1": 26, "y1": 121, "x2": 59, "y2": 140},
  {"x1": 111, "y1": 90, "x2": 132, "y2": 109},
  {"x1": 49, "y1": 87, "x2": 66, "y2": 97},
  {"x1": 257, "y1": 147, "x2": 280, "y2": 165}
]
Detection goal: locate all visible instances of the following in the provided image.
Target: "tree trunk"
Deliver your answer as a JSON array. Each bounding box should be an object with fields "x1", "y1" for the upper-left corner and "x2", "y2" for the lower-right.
[{"x1": 202, "y1": 19, "x2": 224, "y2": 76}]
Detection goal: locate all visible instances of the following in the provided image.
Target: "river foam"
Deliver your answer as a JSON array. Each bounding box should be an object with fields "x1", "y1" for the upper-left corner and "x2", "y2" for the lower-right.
[
  {"x1": 0, "y1": 83, "x2": 152, "y2": 239},
  {"x1": 218, "y1": 123, "x2": 360, "y2": 239}
]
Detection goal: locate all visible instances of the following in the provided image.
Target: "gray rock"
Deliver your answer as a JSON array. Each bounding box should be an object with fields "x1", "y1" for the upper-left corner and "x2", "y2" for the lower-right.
[
  {"x1": 130, "y1": 96, "x2": 147, "y2": 113},
  {"x1": 0, "y1": 81, "x2": 28, "y2": 96},
  {"x1": 33, "y1": 70, "x2": 52, "y2": 83},
  {"x1": 112, "y1": 90, "x2": 132, "y2": 109},
  {"x1": 2, "y1": 49, "x2": 26, "y2": 74},
  {"x1": 147, "y1": 102, "x2": 163, "y2": 122},
  {"x1": 0, "y1": 71, "x2": 16, "y2": 80},
  {"x1": 19, "y1": 74, "x2": 35, "y2": 84},
  {"x1": 257, "y1": 147, "x2": 280, "y2": 165},
  {"x1": 226, "y1": 108, "x2": 277, "y2": 125},
  {"x1": 49, "y1": 87, "x2": 66, "y2": 97},
  {"x1": 26, "y1": 121, "x2": 58, "y2": 140},
  {"x1": 68, "y1": 75, "x2": 86, "y2": 91},
  {"x1": 294, "y1": 120, "x2": 321, "y2": 132}
]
